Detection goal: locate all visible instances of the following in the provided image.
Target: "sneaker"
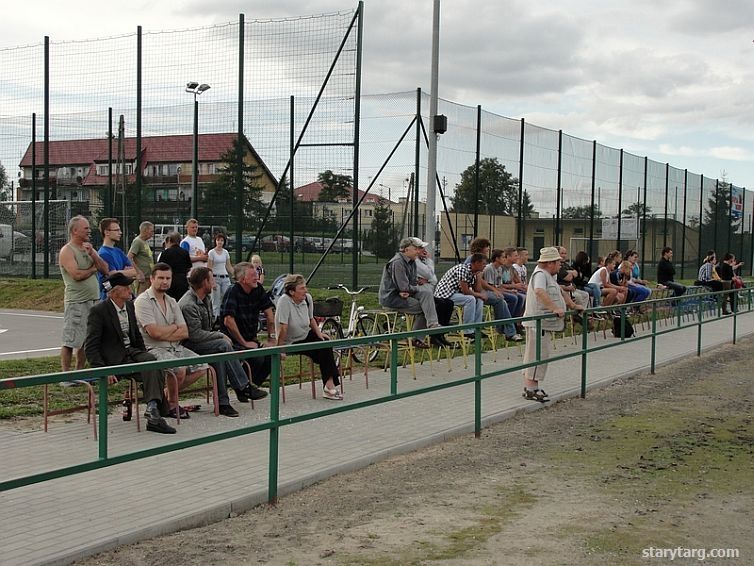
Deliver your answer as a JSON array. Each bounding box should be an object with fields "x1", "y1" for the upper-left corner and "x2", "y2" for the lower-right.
[
  {"x1": 218, "y1": 404, "x2": 239, "y2": 417},
  {"x1": 506, "y1": 333, "x2": 524, "y2": 342},
  {"x1": 429, "y1": 334, "x2": 452, "y2": 348},
  {"x1": 522, "y1": 388, "x2": 549, "y2": 402},
  {"x1": 411, "y1": 338, "x2": 430, "y2": 349},
  {"x1": 144, "y1": 405, "x2": 161, "y2": 422},
  {"x1": 245, "y1": 385, "x2": 268, "y2": 401},
  {"x1": 323, "y1": 387, "x2": 343, "y2": 400},
  {"x1": 463, "y1": 334, "x2": 476, "y2": 343},
  {"x1": 146, "y1": 417, "x2": 177, "y2": 434},
  {"x1": 235, "y1": 388, "x2": 251, "y2": 403}
]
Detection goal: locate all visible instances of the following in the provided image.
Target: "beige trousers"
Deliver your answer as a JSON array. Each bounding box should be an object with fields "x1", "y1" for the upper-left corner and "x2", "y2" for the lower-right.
[{"x1": 522, "y1": 327, "x2": 554, "y2": 382}]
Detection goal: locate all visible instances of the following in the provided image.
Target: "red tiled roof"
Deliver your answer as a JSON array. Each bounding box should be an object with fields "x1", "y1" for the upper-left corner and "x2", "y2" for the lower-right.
[
  {"x1": 18, "y1": 133, "x2": 276, "y2": 185},
  {"x1": 294, "y1": 181, "x2": 388, "y2": 204}
]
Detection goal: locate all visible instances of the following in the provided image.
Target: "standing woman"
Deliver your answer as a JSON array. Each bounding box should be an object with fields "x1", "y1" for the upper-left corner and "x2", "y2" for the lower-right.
[
  {"x1": 157, "y1": 231, "x2": 192, "y2": 301},
  {"x1": 208, "y1": 233, "x2": 234, "y2": 319},
  {"x1": 275, "y1": 274, "x2": 343, "y2": 400}
]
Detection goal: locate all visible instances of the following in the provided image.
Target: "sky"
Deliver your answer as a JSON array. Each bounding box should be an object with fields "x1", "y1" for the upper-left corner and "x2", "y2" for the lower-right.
[{"x1": 2, "y1": 0, "x2": 753, "y2": 194}]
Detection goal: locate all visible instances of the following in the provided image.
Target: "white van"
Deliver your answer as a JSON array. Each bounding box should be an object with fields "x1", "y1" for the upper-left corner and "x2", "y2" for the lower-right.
[
  {"x1": 149, "y1": 224, "x2": 182, "y2": 253},
  {"x1": 0, "y1": 224, "x2": 30, "y2": 259}
]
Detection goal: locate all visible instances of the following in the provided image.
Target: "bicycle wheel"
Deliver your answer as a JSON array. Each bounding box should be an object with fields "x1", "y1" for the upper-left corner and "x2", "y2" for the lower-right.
[
  {"x1": 351, "y1": 314, "x2": 380, "y2": 363},
  {"x1": 320, "y1": 318, "x2": 344, "y2": 367},
  {"x1": 319, "y1": 318, "x2": 344, "y2": 340}
]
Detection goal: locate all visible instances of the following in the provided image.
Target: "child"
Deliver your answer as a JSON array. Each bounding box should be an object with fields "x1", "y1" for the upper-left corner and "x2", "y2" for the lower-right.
[{"x1": 251, "y1": 254, "x2": 265, "y2": 284}]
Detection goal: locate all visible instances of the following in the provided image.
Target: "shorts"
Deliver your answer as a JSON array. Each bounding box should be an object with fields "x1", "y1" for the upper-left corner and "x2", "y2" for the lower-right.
[
  {"x1": 62, "y1": 300, "x2": 97, "y2": 349},
  {"x1": 148, "y1": 344, "x2": 208, "y2": 375}
]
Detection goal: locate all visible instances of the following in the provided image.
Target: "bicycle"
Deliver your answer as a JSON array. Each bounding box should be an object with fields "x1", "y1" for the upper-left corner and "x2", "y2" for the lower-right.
[{"x1": 316, "y1": 284, "x2": 382, "y2": 363}]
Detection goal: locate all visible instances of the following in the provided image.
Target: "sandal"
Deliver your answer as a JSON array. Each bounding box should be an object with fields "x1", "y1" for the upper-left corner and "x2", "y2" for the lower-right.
[
  {"x1": 168, "y1": 407, "x2": 191, "y2": 419},
  {"x1": 522, "y1": 388, "x2": 549, "y2": 402},
  {"x1": 323, "y1": 387, "x2": 343, "y2": 401}
]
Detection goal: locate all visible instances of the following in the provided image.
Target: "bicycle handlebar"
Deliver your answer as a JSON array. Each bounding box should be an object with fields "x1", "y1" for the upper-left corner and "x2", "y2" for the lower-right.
[{"x1": 327, "y1": 284, "x2": 372, "y2": 295}]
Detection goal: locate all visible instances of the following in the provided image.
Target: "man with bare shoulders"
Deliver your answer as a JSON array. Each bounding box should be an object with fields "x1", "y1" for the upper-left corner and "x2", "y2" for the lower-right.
[{"x1": 58, "y1": 215, "x2": 110, "y2": 373}]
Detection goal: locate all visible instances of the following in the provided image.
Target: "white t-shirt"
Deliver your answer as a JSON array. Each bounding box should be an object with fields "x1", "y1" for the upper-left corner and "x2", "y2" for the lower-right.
[
  {"x1": 208, "y1": 248, "x2": 229, "y2": 276},
  {"x1": 588, "y1": 266, "x2": 607, "y2": 288},
  {"x1": 180, "y1": 235, "x2": 207, "y2": 270}
]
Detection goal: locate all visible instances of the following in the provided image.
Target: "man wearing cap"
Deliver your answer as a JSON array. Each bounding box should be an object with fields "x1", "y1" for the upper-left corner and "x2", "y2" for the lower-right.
[
  {"x1": 379, "y1": 237, "x2": 450, "y2": 348},
  {"x1": 521, "y1": 246, "x2": 584, "y2": 402},
  {"x1": 84, "y1": 272, "x2": 175, "y2": 434}
]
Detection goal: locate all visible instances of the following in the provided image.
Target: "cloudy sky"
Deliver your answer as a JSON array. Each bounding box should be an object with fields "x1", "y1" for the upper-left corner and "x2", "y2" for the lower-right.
[{"x1": 2, "y1": 0, "x2": 753, "y2": 192}]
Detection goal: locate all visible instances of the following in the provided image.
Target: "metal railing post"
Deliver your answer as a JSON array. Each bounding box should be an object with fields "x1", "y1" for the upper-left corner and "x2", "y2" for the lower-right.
[
  {"x1": 474, "y1": 326, "x2": 482, "y2": 438},
  {"x1": 580, "y1": 312, "x2": 588, "y2": 398},
  {"x1": 268, "y1": 353, "x2": 281, "y2": 505},
  {"x1": 390, "y1": 338, "x2": 398, "y2": 395},
  {"x1": 697, "y1": 293, "x2": 703, "y2": 356},
  {"x1": 98, "y1": 376, "x2": 109, "y2": 459}
]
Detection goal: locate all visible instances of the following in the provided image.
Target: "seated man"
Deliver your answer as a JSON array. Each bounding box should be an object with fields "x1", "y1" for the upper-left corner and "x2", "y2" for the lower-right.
[
  {"x1": 513, "y1": 247, "x2": 529, "y2": 284},
  {"x1": 220, "y1": 262, "x2": 275, "y2": 387},
  {"x1": 379, "y1": 237, "x2": 450, "y2": 347},
  {"x1": 557, "y1": 246, "x2": 590, "y2": 322},
  {"x1": 656, "y1": 246, "x2": 686, "y2": 297},
  {"x1": 481, "y1": 249, "x2": 523, "y2": 341},
  {"x1": 178, "y1": 268, "x2": 267, "y2": 418},
  {"x1": 434, "y1": 253, "x2": 488, "y2": 340},
  {"x1": 84, "y1": 273, "x2": 175, "y2": 434},
  {"x1": 134, "y1": 262, "x2": 207, "y2": 419}
]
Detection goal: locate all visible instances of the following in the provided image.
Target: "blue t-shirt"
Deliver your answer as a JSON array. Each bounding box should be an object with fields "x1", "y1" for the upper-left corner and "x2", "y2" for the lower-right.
[{"x1": 98, "y1": 245, "x2": 133, "y2": 300}]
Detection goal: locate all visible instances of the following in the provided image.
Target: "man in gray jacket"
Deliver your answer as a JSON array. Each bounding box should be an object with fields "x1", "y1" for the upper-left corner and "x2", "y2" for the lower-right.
[
  {"x1": 379, "y1": 237, "x2": 449, "y2": 347},
  {"x1": 178, "y1": 267, "x2": 267, "y2": 417}
]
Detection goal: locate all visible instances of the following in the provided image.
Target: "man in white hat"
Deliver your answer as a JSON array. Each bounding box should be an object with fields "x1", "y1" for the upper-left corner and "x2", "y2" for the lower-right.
[{"x1": 521, "y1": 246, "x2": 584, "y2": 402}]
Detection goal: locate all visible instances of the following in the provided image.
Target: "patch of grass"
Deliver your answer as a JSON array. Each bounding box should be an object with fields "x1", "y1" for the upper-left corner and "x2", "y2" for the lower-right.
[
  {"x1": 340, "y1": 485, "x2": 537, "y2": 565},
  {"x1": 0, "y1": 278, "x2": 65, "y2": 312}
]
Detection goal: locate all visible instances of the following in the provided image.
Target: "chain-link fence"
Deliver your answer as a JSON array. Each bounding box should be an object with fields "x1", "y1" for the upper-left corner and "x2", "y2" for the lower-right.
[{"x1": 1, "y1": 6, "x2": 749, "y2": 287}]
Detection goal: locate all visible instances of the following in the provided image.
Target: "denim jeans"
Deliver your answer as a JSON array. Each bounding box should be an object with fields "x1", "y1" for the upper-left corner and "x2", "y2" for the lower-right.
[
  {"x1": 450, "y1": 292, "x2": 484, "y2": 332},
  {"x1": 187, "y1": 337, "x2": 250, "y2": 405},
  {"x1": 483, "y1": 291, "x2": 516, "y2": 337}
]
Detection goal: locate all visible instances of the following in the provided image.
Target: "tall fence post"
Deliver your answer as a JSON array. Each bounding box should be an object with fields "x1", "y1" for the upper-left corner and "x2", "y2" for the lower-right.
[
  {"x1": 517, "y1": 118, "x2": 525, "y2": 247},
  {"x1": 43, "y1": 36, "x2": 50, "y2": 279},
  {"x1": 617, "y1": 149, "x2": 624, "y2": 250},
  {"x1": 681, "y1": 169, "x2": 688, "y2": 279},
  {"x1": 31, "y1": 113, "x2": 37, "y2": 279},
  {"x1": 135, "y1": 26, "x2": 142, "y2": 228},
  {"x1": 235, "y1": 13, "x2": 245, "y2": 265},
  {"x1": 555, "y1": 130, "x2": 562, "y2": 246},
  {"x1": 473, "y1": 105, "x2": 481, "y2": 237}
]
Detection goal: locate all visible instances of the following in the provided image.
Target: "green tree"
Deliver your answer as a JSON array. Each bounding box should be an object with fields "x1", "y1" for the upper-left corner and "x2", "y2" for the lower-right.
[
  {"x1": 513, "y1": 189, "x2": 536, "y2": 218},
  {"x1": 561, "y1": 204, "x2": 602, "y2": 219},
  {"x1": 621, "y1": 202, "x2": 652, "y2": 217},
  {"x1": 450, "y1": 157, "x2": 519, "y2": 215},
  {"x1": 317, "y1": 170, "x2": 352, "y2": 202},
  {"x1": 201, "y1": 138, "x2": 265, "y2": 230},
  {"x1": 365, "y1": 198, "x2": 399, "y2": 259},
  {"x1": 0, "y1": 161, "x2": 9, "y2": 201}
]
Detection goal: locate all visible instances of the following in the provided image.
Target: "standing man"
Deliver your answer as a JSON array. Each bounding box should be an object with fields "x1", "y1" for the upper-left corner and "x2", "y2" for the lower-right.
[
  {"x1": 220, "y1": 262, "x2": 275, "y2": 390},
  {"x1": 97, "y1": 218, "x2": 138, "y2": 300},
  {"x1": 85, "y1": 273, "x2": 175, "y2": 434},
  {"x1": 128, "y1": 221, "x2": 155, "y2": 294},
  {"x1": 134, "y1": 262, "x2": 207, "y2": 419},
  {"x1": 656, "y1": 247, "x2": 686, "y2": 297},
  {"x1": 179, "y1": 267, "x2": 266, "y2": 417},
  {"x1": 521, "y1": 247, "x2": 584, "y2": 402},
  {"x1": 378, "y1": 237, "x2": 449, "y2": 348},
  {"x1": 58, "y1": 215, "x2": 110, "y2": 372},
  {"x1": 434, "y1": 253, "x2": 488, "y2": 341},
  {"x1": 180, "y1": 218, "x2": 208, "y2": 272}
]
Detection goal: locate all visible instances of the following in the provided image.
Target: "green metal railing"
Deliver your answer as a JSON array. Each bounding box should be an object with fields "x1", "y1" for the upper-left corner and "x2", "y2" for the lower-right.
[{"x1": 1, "y1": 287, "x2": 752, "y2": 501}]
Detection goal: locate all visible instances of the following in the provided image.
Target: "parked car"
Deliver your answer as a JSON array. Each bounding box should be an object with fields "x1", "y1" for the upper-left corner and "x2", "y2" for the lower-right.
[
  {"x1": 225, "y1": 233, "x2": 258, "y2": 253},
  {"x1": 0, "y1": 224, "x2": 30, "y2": 258},
  {"x1": 260, "y1": 234, "x2": 291, "y2": 252}
]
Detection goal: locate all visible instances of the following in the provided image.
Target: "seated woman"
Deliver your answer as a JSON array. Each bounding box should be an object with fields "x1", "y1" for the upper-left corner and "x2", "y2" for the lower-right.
[
  {"x1": 587, "y1": 255, "x2": 622, "y2": 310},
  {"x1": 274, "y1": 274, "x2": 343, "y2": 400},
  {"x1": 695, "y1": 251, "x2": 724, "y2": 293},
  {"x1": 610, "y1": 260, "x2": 637, "y2": 303}
]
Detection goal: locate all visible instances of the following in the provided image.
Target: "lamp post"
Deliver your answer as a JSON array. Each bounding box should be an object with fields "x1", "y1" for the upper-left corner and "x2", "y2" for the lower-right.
[{"x1": 185, "y1": 81, "x2": 210, "y2": 220}]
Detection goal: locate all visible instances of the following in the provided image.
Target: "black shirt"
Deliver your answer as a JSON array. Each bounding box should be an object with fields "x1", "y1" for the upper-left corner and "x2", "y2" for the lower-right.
[
  {"x1": 656, "y1": 257, "x2": 675, "y2": 285},
  {"x1": 219, "y1": 282, "x2": 273, "y2": 343}
]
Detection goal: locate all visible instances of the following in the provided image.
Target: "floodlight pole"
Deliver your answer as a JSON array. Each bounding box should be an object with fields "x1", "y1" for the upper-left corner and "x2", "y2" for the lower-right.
[
  {"x1": 185, "y1": 82, "x2": 210, "y2": 220},
  {"x1": 424, "y1": 0, "x2": 440, "y2": 252}
]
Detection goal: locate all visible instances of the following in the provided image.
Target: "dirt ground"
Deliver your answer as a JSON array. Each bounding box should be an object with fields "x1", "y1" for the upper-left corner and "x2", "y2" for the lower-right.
[{"x1": 78, "y1": 338, "x2": 753, "y2": 566}]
